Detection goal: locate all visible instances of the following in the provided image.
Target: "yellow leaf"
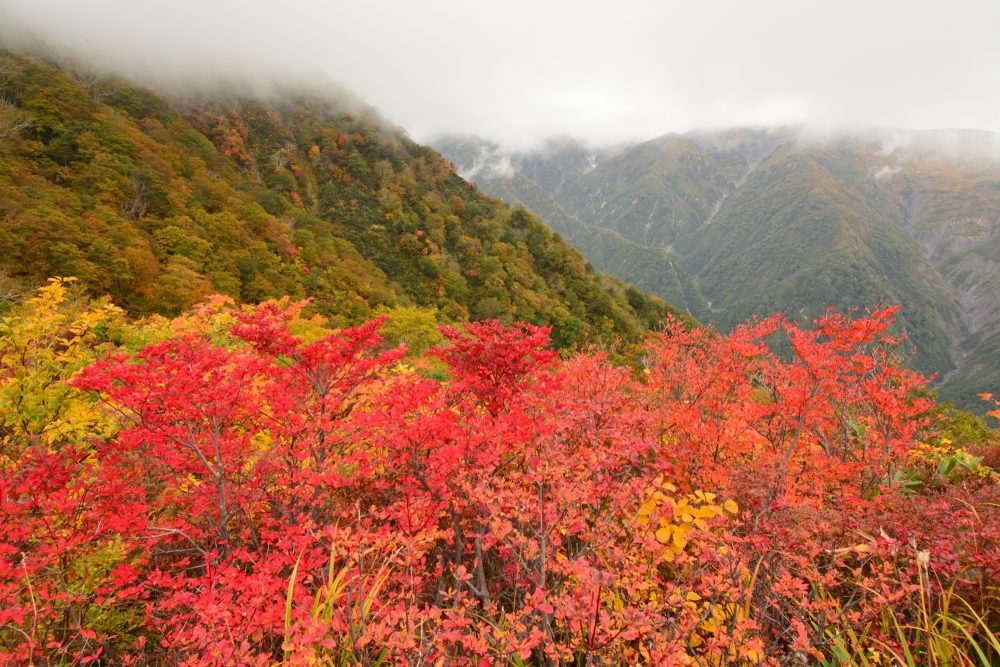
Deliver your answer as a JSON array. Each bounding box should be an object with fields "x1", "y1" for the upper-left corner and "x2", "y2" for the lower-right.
[
  {"x1": 723, "y1": 499, "x2": 739, "y2": 514},
  {"x1": 694, "y1": 506, "x2": 718, "y2": 519}
]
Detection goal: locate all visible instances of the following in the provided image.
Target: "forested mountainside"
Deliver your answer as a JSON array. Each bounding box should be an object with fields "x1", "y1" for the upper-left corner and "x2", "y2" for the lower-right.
[
  {"x1": 434, "y1": 130, "x2": 1000, "y2": 409},
  {"x1": 0, "y1": 51, "x2": 677, "y2": 350}
]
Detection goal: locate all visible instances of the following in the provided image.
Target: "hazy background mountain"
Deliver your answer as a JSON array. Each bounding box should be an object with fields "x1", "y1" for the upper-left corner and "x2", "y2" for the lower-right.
[
  {"x1": 432, "y1": 136, "x2": 706, "y2": 313},
  {"x1": 434, "y1": 129, "x2": 1000, "y2": 409}
]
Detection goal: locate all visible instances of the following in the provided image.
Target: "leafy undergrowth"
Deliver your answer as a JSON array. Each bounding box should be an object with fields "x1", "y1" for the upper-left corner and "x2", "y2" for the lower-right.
[{"x1": 1, "y1": 279, "x2": 997, "y2": 665}]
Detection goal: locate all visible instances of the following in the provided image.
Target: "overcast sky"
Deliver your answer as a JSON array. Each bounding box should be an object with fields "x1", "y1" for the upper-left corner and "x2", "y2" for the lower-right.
[{"x1": 2, "y1": 0, "x2": 999, "y2": 147}]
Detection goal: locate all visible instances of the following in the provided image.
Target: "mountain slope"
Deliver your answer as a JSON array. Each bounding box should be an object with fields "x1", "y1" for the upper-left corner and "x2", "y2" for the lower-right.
[
  {"x1": 681, "y1": 140, "x2": 965, "y2": 374},
  {"x1": 890, "y1": 137, "x2": 1000, "y2": 406},
  {"x1": 555, "y1": 134, "x2": 749, "y2": 248},
  {"x1": 433, "y1": 136, "x2": 706, "y2": 312},
  {"x1": 0, "y1": 51, "x2": 678, "y2": 349},
  {"x1": 435, "y1": 129, "x2": 1000, "y2": 410}
]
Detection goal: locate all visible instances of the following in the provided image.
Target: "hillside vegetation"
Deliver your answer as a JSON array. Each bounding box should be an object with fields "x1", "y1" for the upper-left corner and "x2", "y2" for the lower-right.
[{"x1": 0, "y1": 51, "x2": 675, "y2": 351}]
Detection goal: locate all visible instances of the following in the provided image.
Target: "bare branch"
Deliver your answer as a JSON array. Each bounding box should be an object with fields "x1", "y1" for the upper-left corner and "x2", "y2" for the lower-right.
[{"x1": 0, "y1": 97, "x2": 31, "y2": 141}]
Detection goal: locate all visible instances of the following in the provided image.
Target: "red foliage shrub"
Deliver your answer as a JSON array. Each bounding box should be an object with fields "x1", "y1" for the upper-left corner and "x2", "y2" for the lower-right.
[{"x1": 1, "y1": 301, "x2": 995, "y2": 665}]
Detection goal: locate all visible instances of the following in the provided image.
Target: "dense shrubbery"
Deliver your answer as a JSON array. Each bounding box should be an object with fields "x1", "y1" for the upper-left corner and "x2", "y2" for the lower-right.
[{"x1": 1, "y1": 280, "x2": 996, "y2": 665}]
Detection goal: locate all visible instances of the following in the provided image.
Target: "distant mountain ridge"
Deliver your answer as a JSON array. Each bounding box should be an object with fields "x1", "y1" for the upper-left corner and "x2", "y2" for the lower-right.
[{"x1": 433, "y1": 128, "x2": 1000, "y2": 409}]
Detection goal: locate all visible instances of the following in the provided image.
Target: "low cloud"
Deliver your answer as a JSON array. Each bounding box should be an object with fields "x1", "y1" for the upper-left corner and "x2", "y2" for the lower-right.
[
  {"x1": 872, "y1": 164, "x2": 902, "y2": 180},
  {"x1": 2, "y1": 0, "x2": 999, "y2": 149}
]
